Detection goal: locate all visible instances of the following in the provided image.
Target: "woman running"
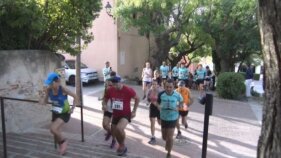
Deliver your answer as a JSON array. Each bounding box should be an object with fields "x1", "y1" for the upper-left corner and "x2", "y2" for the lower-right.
[{"x1": 40, "y1": 72, "x2": 79, "y2": 155}]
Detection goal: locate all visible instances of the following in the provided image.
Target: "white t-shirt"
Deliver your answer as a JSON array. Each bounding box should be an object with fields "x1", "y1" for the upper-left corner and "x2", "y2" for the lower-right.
[
  {"x1": 103, "y1": 67, "x2": 111, "y2": 81},
  {"x1": 142, "y1": 67, "x2": 152, "y2": 82}
]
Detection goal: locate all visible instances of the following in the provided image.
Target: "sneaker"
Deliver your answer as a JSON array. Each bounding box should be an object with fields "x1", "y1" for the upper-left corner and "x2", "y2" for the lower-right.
[
  {"x1": 105, "y1": 132, "x2": 111, "y2": 141},
  {"x1": 142, "y1": 95, "x2": 146, "y2": 100},
  {"x1": 117, "y1": 146, "x2": 127, "y2": 156},
  {"x1": 59, "y1": 140, "x2": 68, "y2": 155},
  {"x1": 166, "y1": 153, "x2": 171, "y2": 158},
  {"x1": 176, "y1": 131, "x2": 182, "y2": 139},
  {"x1": 110, "y1": 139, "x2": 116, "y2": 149},
  {"x1": 148, "y1": 137, "x2": 156, "y2": 145}
]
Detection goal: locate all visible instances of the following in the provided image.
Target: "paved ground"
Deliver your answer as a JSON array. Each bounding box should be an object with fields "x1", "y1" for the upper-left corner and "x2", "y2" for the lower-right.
[{"x1": 0, "y1": 82, "x2": 262, "y2": 158}]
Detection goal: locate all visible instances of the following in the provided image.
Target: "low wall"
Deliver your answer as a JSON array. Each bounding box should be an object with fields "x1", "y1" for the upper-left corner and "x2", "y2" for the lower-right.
[{"x1": 0, "y1": 50, "x2": 64, "y2": 133}]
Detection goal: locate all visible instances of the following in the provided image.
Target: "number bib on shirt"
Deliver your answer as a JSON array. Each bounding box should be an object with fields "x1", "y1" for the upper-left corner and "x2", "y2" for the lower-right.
[
  {"x1": 52, "y1": 106, "x2": 63, "y2": 113},
  {"x1": 112, "y1": 100, "x2": 124, "y2": 110}
]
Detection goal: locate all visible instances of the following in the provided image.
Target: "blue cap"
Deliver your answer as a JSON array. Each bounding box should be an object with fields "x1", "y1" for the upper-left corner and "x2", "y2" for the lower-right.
[
  {"x1": 108, "y1": 76, "x2": 121, "y2": 83},
  {"x1": 44, "y1": 72, "x2": 60, "y2": 86}
]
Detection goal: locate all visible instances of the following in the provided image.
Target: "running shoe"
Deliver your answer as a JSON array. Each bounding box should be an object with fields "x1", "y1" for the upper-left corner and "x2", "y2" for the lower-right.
[
  {"x1": 142, "y1": 95, "x2": 146, "y2": 100},
  {"x1": 110, "y1": 139, "x2": 116, "y2": 149},
  {"x1": 117, "y1": 147, "x2": 127, "y2": 156},
  {"x1": 166, "y1": 153, "x2": 171, "y2": 158},
  {"x1": 176, "y1": 131, "x2": 182, "y2": 139},
  {"x1": 105, "y1": 132, "x2": 111, "y2": 141},
  {"x1": 59, "y1": 140, "x2": 68, "y2": 155},
  {"x1": 185, "y1": 123, "x2": 188, "y2": 129},
  {"x1": 148, "y1": 137, "x2": 156, "y2": 145}
]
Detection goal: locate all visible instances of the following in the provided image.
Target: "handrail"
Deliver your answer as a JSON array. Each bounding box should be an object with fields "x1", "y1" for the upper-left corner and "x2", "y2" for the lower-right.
[{"x1": 0, "y1": 96, "x2": 84, "y2": 158}]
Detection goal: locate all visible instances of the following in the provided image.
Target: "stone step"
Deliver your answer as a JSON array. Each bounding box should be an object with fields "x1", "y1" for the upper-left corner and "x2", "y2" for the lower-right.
[{"x1": 0, "y1": 132, "x2": 149, "y2": 158}]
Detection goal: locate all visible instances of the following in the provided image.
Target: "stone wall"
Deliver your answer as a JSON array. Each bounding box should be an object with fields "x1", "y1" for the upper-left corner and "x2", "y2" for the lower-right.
[{"x1": 0, "y1": 50, "x2": 64, "y2": 133}]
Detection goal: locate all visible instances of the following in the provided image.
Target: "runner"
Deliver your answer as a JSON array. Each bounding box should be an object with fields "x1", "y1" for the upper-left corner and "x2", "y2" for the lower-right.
[
  {"x1": 172, "y1": 62, "x2": 180, "y2": 86},
  {"x1": 160, "y1": 61, "x2": 170, "y2": 86},
  {"x1": 141, "y1": 61, "x2": 153, "y2": 100},
  {"x1": 157, "y1": 79, "x2": 183, "y2": 158},
  {"x1": 147, "y1": 79, "x2": 161, "y2": 145},
  {"x1": 153, "y1": 69, "x2": 162, "y2": 87},
  {"x1": 178, "y1": 63, "x2": 189, "y2": 87},
  {"x1": 103, "y1": 76, "x2": 140, "y2": 156},
  {"x1": 101, "y1": 71, "x2": 117, "y2": 148},
  {"x1": 39, "y1": 72, "x2": 79, "y2": 155},
  {"x1": 195, "y1": 64, "x2": 206, "y2": 96},
  {"x1": 175, "y1": 80, "x2": 193, "y2": 139},
  {"x1": 204, "y1": 66, "x2": 212, "y2": 91}
]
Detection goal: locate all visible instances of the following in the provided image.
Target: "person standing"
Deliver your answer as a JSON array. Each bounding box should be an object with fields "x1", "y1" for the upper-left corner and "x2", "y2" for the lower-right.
[
  {"x1": 40, "y1": 72, "x2": 79, "y2": 155},
  {"x1": 157, "y1": 79, "x2": 183, "y2": 158},
  {"x1": 147, "y1": 79, "x2": 161, "y2": 145},
  {"x1": 103, "y1": 61, "x2": 112, "y2": 82},
  {"x1": 103, "y1": 76, "x2": 140, "y2": 156},
  {"x1": 141, "y1": 61, "x2": 153, "y2": 100},
  {"x1": 245, "y1": 64, "x2": 254, "y2": 97}
]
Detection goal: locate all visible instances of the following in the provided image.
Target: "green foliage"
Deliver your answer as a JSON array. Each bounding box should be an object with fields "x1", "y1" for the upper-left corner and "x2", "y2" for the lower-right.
[
  {"x1": 0, "y1": 0, "x2": 102, "y2": 55},
  {"x1": 217, "y1": 72, "x2": 246, "y2": 99},
  {"x1": 200, "y1": 0, "x2": 261, "y2": 73}
]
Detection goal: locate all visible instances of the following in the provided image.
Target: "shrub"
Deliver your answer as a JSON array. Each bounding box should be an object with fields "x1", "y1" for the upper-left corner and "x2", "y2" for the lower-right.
[{"x1": 217, "y1": 72, "x2": 246, "y2": 99}]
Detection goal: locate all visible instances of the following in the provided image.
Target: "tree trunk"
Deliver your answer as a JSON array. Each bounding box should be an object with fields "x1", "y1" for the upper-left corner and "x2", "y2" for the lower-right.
[
  {"x1": 150, "y1": 34, "x2": 171, "y2": 69},
  {"x1": 257, "y1": 0, "x2": 281, "y2": 157}
]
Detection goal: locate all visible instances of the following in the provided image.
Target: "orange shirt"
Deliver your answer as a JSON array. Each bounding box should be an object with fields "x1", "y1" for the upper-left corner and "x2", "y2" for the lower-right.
[{"x1": 176, "y1": 87, "x2": 191, "y2": 111}]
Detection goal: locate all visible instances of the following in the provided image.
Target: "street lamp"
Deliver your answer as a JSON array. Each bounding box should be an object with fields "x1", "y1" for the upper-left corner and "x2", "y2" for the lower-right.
[{"x1": 105, "y1": 2, "x2": 113, "y2": 17}]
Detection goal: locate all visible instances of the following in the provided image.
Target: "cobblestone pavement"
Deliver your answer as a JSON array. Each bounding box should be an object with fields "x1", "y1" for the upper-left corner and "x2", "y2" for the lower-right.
[{"x1": 0, "y1": 83, "x2": 261, "y2": 158}]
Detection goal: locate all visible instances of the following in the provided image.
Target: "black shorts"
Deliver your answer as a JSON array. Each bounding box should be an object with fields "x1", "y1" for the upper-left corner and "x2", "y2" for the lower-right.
[
  {"x1": 104, "y1": 111, "x2": 113, "y2": 118},
  {"x1": 161, "y1": 120, "x2": 177, "y2": 128},
  {"x1": 173, "y1": 77, "x2": 178, "y2": 81},
  {"x1": 52, "y1": 113, "x2": 70, "y2": 123},
  {"x1": 196, "y1": 79, "x2": 204, "y2": 85},
  {"x1": 179, "y1": 111, "x2": 189, "y2": 117},
  {"x1": 112, "y1": 116, "x2": 131, "y2": 125},
  {"x1": 149, "y1": 103, "x2": 160, "y2": 119}
]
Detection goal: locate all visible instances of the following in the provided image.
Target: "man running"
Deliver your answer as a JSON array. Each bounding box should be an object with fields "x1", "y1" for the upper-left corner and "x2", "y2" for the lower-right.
[
  {"x1": 103, "y1": 76, "x2": 140, "y2": 156},
  {"x1": 157, "y1": 79, "x2": 183, "y2": 158},
  {"x1": 101, "y1": 71, "x2": 117, "y2": 148}
]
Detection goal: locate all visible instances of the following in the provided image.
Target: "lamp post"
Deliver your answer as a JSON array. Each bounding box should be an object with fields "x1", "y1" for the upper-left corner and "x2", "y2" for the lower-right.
[{"x1": 105, "y1": 2, "x2": 113, "y2": 17}]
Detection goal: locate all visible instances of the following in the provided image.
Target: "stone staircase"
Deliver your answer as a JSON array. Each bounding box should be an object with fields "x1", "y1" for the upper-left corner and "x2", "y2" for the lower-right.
[{"x1": 0, "y1": 131, "x2": 149, "y2": 158}]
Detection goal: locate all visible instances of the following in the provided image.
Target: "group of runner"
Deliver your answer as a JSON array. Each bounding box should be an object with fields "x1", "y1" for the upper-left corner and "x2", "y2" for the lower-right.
[{"x1": 39, "y1": 60, "x2": 211, "y2": 157}]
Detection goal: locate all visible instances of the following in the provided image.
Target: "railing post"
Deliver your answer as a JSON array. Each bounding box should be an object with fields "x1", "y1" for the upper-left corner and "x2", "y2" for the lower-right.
[{"x1": 1, "y1": 98, "x2": 7, "y2": 158}]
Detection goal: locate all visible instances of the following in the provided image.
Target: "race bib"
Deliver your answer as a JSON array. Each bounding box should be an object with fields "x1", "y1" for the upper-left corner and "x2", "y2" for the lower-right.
[
  {"x1": 112, "y1": 100, "x2": 124, "y2": 110},
  {"x1": 52, "y1": 106, "x2": 63, "y2": 114}
]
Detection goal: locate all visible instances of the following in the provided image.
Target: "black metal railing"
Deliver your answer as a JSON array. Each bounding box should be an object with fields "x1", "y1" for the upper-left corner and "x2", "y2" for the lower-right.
[{"x1": 0, "y1": 96, "x2": 84, "y2": 158}]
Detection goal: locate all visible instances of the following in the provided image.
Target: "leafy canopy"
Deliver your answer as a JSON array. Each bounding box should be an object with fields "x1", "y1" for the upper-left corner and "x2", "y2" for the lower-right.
[{"x1": 0, "y1": 0, "x2": 102, "y2": 55}]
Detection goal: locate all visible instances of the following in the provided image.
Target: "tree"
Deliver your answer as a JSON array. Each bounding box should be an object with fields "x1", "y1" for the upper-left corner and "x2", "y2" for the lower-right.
[
  {"x1": 116, "y1": 0, "x2": 201, "y2": 67},
  {"x1": 257, "y1": 0, "x2": 281, "y2": 157},
  {"x1": 0, "y1": 0, "x2": 102, "y2": 55},
  {"x1": 201, "y1": 0, "x2": 261, "y2": 74}
]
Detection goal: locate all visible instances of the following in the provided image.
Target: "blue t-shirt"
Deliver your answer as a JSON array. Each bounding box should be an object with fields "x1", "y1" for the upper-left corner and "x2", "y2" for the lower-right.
[
  {"x1": 160, "y1": 65, "x2": 169, "y2": 78},
  {"x1": 178, "y1": 67, "x2": 189, "y2": 80},
  {"x1": 157, "y1": 91, "x2": 183, "y2": 121},
  {"x1": 172, "y1": 66, "x2": 179, "y2": 77},
  {"x1": 196, "y1": 69, "x2": 206, "y2": 79}
]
